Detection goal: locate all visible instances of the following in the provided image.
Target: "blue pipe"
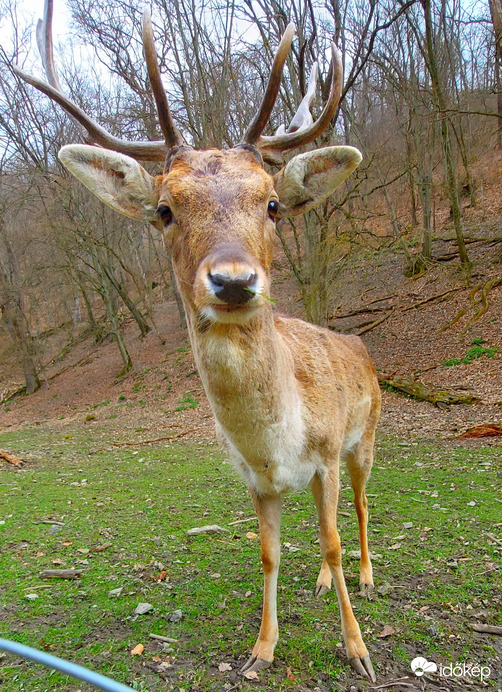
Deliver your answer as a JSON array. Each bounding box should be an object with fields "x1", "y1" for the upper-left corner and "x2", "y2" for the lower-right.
[{"x1": 0, "y1": 638, "x2": 135, "y2": 691}]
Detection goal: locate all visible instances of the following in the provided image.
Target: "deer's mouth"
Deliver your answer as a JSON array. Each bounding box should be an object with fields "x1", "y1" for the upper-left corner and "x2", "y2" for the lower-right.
[{"x1": 212, "y1": 304, "x2": 251, "y2": 312}]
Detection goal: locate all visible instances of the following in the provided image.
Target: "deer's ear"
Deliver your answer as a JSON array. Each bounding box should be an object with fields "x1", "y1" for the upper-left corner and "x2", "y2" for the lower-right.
[
  {"x1": 58, "y1": 145, "x2": 161, "y2": 227},
  {"x1": 274, "y1": 146, "x2": 362, "y2": 218}
]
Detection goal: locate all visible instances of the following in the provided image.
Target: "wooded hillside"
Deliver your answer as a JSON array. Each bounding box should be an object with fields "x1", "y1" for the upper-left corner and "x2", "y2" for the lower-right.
[{"x1": 0, "y1": 0, "x2": 501, "y2": 425}]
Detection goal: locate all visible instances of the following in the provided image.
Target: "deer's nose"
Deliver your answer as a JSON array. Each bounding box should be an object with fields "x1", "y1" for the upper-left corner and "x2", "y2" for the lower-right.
[{"x1": 208, "y1": 271, "x2": 258, "y2": 305}]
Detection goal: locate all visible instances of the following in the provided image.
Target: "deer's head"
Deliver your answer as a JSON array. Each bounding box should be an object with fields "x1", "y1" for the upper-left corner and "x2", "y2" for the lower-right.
[{"x1": 16, "y1": 5, "x2": 361, "y2": 327}]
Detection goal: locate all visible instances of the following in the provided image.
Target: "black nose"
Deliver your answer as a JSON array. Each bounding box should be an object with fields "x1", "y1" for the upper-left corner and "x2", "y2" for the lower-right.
[{"x1": 208, "y1": 272, "x2": 258, "y2": 305}]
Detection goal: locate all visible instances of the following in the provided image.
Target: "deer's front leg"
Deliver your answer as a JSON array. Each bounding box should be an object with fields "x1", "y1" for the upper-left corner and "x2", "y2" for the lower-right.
[
  {"x1": 240, "y1": 490, "x2": 281, "y2": 674},
  {"x1": 311, "y1": 470, "x2": 376, "y2": 682}
]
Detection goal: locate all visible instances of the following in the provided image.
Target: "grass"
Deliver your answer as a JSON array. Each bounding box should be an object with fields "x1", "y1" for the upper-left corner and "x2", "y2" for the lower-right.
[
  {"x1": 0, "y1": 425, "x2": 501, "y2": 690},
  {"x1": 443, "y1": 340, "x2": 498, "y2": 367},
  {"x1": 175, "y1": 392, "x2": 199, "y2": 411}
]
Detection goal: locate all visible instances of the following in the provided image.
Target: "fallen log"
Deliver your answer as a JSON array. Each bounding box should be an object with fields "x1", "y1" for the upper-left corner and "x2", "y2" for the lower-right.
[
  {"x1": 0, "y1": 450, "x2": 25, "y2": 467},
  {"x1": 39, "y1": 569, "x2": 83, "y2": 580},
  {"x1": 378, "y1": 374, "x2": 477, "y2": 407},
  {"x1": 471, "y1": 624, "x2": 502, "y2": 636}
]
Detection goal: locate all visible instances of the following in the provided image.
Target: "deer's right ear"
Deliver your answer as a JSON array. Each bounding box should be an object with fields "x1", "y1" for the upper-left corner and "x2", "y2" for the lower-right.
[{"x1": 58, "y1": 145, "x2": 161, "y2": 228}]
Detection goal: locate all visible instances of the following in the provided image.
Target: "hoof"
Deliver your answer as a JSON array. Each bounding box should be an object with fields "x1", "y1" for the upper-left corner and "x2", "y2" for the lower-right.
[
  {"x1": 240, "y1": 655, "x2": 273, "y2": 675},
  {"x1": 315, "y1": 584, "x2": 330, "y2": 598},
  {"x1": 349, "y1": 654, "x2": 376, "y2": 682},
  {"x1": 359, "y1": 583, "x2": 374, "y2": 598}
]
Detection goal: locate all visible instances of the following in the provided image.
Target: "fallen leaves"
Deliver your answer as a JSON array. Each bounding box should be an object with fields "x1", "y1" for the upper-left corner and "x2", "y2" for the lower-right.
[
  {"x1": 91, "y1": 541, "x2": 112, "y2": 553},
  {"x1": 130, "y1": 643, "x2": 144, "y2": 656},
  {"x1": 246, "y1": 532, "x2": 258, "y2": 539},
  {"x1": 218, "y1": 662, "x2": 232, "y2": 672},
  {"x1": 458, "y1": 423, "x2": 502, "y2": 439},
  {"x1": 378, "y1": 624, "x2": 396, "y2": 638}
]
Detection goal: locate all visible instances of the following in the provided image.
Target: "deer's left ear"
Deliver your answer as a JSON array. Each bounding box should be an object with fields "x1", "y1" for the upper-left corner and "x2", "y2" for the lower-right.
[{"x1": 273, "y1": 146, "x2": 362, "y2": 218}]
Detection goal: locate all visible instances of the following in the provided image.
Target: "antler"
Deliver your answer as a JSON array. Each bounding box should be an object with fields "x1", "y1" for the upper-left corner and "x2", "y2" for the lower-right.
[
  {"x1": 275, "y1": 61, "x2": 318, "y2": 135},
  {"x1": 142, "y1": 10, "x2": 184, "y2": 149},
  {"x1": 243, "y1": 28, "x2": 343, "y2": 165},
  {"x1": 12, "y1": 0, "x2": 178, "y2": 161}
]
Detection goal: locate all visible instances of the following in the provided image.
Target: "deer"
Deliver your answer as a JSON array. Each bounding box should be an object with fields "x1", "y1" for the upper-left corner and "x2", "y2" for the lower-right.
[{"x1": 15, "y1": 2, "x2": 380, "y2": 682}]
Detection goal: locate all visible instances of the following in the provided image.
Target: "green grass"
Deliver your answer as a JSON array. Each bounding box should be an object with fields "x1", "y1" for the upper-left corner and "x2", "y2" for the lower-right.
[
  {"x1": 0, "y1": 426, "x2": 500, "y2": 690},
  {"x1": 175, "y1": 392, "x2": 199, "y2": 411},
  {"x1": 443, "y1": 342, "x2": 498, "y2": 367}
]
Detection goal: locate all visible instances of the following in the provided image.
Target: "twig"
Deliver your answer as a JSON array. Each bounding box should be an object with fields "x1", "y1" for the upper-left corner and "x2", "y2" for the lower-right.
[
  {"x1": 471, "y1": 623, "x2": 502, "y2": 635},
  {"x1": 0, "y1": 450, "x2": 24, "y2": 467},
  {"x1": 356, "y1": 309, "x2": 395, "y2": 336},
  {"x1": 148, "y1": 634, "x2": 178, "y2": 643},
  {"x1": 485, "y1": 533, "x2": 502, "y2": 546},
  {"x1": 330, "y1": 288, "x2": 464, "y2": 335},
  {"x1": 107, "y1": 429, "x2": 198, "y2": 448},
  {"x1": 40, "y1": 569, "x2": 83, "y2": 579},
  {"x1": 35, "y1": 520, "x2": 65, "y2": 526},
  {"x1": 369, "y1": 677, "x2": 414, "y2": 689},
  {"x1": 228, "y1": 516, "x2": 257, "y2": 526}
]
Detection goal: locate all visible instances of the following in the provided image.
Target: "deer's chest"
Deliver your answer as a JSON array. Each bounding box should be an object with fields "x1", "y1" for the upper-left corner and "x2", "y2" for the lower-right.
[
  {"x1": 195, "y1": 326, "x2": 320, "y2": 493},
  {"x1": 214, "y1": 396, "x2": 320, "y2": 495}
]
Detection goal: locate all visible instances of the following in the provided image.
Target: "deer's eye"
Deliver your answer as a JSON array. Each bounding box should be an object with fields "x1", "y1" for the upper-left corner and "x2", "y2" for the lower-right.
[
  {"x1": 157, "y1": 204, "x2": 173, "y2": 225},
  {"x1": 267, "y1": 200, "x2": 279, "y2": 220}
]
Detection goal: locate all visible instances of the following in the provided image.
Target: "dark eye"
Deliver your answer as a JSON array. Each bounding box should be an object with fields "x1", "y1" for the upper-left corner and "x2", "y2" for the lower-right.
[
  {"x1": 157, "y1": 204, "x2": 173, "y2": 225},
  {"x1": 267, "y1": 200, "x2": 279, "y2": 220}
]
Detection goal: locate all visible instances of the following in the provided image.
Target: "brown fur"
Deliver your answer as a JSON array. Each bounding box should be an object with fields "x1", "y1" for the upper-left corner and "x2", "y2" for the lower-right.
[{"x1": 155, "y1": 147, "x2": 380, "y2": 680}]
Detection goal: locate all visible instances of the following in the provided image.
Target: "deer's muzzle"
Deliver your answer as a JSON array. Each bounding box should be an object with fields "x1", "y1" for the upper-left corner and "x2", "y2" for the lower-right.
[{"x1": 208, "y1": 271, "x2": 258, "y2": 306}]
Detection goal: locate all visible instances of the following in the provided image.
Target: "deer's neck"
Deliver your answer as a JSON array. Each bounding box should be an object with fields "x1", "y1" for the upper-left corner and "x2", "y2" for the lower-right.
[{"x1": 187, "y1": 308, "x2": 298, "y2": 437}]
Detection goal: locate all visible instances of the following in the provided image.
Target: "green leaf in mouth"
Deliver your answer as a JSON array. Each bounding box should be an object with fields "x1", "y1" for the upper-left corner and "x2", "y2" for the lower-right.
[{"x1": 243, "y1": 288, "x2": 276, "y2": 305}]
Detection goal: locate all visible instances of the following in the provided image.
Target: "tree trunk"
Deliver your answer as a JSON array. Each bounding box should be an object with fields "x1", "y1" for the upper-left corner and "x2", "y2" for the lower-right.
[
  {"x1": 102, "y1": 264, "x2": 150, "y2": 338},
  {"x1": 421, "y1": 0, "x2": 469, "y2": 267},
  {"x1": 490, "y1": 0, "x2": 502, "y2": 148},
  {"x1": 0, "y1": 267, "x2": 40, "y2": 394}
]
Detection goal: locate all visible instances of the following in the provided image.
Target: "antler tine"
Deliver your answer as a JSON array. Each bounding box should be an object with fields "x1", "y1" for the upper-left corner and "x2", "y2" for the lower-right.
[
  {"x1": 36, "y1": 0, "x2": 62, "y2": 92},
  {"x1": 13, "y1": 0, "x2": 169, "y2": 161},
  {"x1": 12, "y1": 65, "x2": 169, "y2": 161},
  {"x1": 280, "y1": 60, "x2": 317, "y2": 134},
  {"x1": 243, "y1": 23, "x2": 296, "y2": 146},
  {"x1": 142, "y1": 10, "x2": 184, "y2": 149},
  {"x1": 258, "y1": 43, "x2": 343, "y2": 162}
]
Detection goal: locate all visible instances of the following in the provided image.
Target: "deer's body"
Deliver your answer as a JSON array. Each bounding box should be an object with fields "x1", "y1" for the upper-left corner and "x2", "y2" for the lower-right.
[
  {"x1": 18, "y1": 6, "x2": 380, "y2": 681},
  {"x1": 195, "y1": 313, "x2": 379, "y2": 497}
]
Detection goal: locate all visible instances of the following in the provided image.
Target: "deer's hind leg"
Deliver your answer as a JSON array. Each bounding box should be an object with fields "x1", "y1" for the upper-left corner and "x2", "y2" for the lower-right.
[
  {"x1": 346, "y1": 427, "x2": 376, "y2": 596},
  {"x1": 315, "y1": 481, "x2": 340, "y2": 598}
]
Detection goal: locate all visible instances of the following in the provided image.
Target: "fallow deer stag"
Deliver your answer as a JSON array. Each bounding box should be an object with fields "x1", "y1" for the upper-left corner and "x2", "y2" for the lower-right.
[{"x1": 15, "y1": 2, "x2": 380, "y2": 681}]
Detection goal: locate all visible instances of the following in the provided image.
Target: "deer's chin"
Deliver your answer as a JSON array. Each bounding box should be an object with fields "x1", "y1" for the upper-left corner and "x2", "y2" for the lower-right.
[{"x1": 200, "y1": 303, "x2": 262, "y2": 325}]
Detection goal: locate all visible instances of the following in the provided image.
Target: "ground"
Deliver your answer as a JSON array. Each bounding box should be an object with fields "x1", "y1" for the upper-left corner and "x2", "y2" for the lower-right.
[
  {"x1": 0, "y1": 208, "x2": 502, "y2": 690},
  {"x1": 0, "y1": 430, "x2": 501, "y2": 691}
]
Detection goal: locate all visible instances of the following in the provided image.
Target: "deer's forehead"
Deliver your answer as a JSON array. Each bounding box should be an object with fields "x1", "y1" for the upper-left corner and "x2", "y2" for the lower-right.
[{"x1": 160, "y1": 149, "x2": 273, "y2": 207}]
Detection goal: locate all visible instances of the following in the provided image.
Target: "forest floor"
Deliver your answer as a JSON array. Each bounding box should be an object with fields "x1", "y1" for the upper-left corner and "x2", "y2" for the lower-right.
[{"x1": 1, "y1": 205, "x2": 502, "y2": 691}]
